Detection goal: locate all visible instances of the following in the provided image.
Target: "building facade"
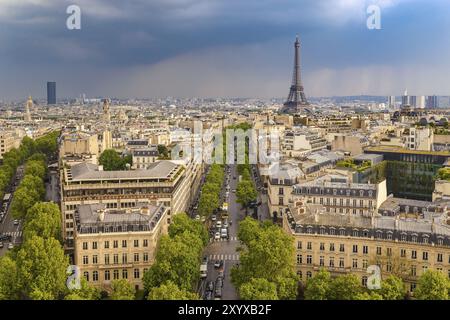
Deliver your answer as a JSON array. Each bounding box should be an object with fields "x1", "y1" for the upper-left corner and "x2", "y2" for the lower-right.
[
  {"x1": 73, "y1": 203, "x2": 169, "y2": 290},
  {"x1": 292, "y1": 179, "x2": 387, "y2": 216},
  {"x1": 47, "y1": 81, "x2": 56, "y2": 105},
  {"x1": 0, "y1": 131, "x2": 15, "y2": 159},
  {"x1": 283, "y1": 199, "x2": 450, "y2": 294},
  {"x1": 60, "y1": 160, "x2": 190, "y2": 251}
]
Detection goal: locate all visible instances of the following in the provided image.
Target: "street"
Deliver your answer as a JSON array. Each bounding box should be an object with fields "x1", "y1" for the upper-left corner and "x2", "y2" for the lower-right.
[
  {"x1": 202, "y1": 164, "x2": 242, "y2": 299},
  {"x1": 45, "y1": 168, "x2": 60, "y2": 203},
  {"x1": 200, "y1": 163, "x2": 270, "y2": 300},
  {"x1": 0, "y1": 165, "x2": 25, "y2": 256}
]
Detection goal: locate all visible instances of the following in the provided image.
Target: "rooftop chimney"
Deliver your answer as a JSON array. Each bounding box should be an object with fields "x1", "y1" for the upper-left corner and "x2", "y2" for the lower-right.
[{"x1": 98, "y1": 209, "x2": 105, "y2": 222}]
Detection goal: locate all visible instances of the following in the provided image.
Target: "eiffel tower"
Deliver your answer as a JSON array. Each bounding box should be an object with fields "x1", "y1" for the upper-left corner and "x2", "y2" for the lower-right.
[{"x1": 281, "y1": 36, "x2": 310, "y2": 114}]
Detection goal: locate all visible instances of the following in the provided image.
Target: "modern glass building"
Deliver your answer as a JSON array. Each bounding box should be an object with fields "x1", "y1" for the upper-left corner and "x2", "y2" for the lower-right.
[{"x1": 47, "y1": 81, "x2": 56, "y2": 104}]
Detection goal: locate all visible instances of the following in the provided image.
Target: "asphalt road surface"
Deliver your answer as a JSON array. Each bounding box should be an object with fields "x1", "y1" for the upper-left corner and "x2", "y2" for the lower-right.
[
  {"x1": 202, "y1": 164, "x2": 252, "y2": 300},
  {"x1": 0, "y1": 165, "x2": 25, "y2": 256}
]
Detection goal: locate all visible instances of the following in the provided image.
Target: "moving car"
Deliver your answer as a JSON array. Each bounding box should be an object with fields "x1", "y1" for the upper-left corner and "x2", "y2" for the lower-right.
[
  {"x1": 220, "y1": 228, "x2": 228, "y2": 239},
  {"x1": 207, "y1": 281, "x2": 214, "y2": 292},
  {"x1": 214, "y1": 260, "x2": 224, "y2": 269},
  {"x1": 214, "y1": 287, "x2": 222, "y2": 299},
  {"x1": 215, "y1": 276, "x2": 223, "y2": 288},
  {"x1": 204, "y1": 290, "x2": 213, "y2": 300},
  {"x1": 0, "y1": 234, "x2": 11, "y2": 242}
]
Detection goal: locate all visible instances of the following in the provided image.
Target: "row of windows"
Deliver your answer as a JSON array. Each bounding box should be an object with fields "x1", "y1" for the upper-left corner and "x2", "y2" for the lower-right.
[
  {"x1": 82, "y1": 252, "x2": 150, "y2": 265},
  {"x1": 295, "y1": 188, "x2": 374, "y2": 198},
  {"x1": 83, "y1": 268, "x2": 147, "y2": 282},
  {"x1": 311, "y1": 197, "x2": 373, "y2": 208},
  {"x1": 297, "y1": 228, "x2": 442, "y2": 245},
  {"x1": 296, "y1": 255, "x2": 445, "y2": 276},
  {"x1": 82, "y1": 239, "x2": 149, "y2": 250},
  {"x1": 297, "y1": 241, "x2": 446, "y2": 262}
]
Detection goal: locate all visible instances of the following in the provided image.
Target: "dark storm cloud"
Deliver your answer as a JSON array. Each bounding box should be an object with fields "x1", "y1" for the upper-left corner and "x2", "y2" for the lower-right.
[{"x1": 0, "y1": 0, "x2": 450, "y2": 100}]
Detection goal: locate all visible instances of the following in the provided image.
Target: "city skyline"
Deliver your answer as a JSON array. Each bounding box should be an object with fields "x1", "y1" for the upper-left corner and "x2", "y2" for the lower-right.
[{"x1": 1, "y1": 0, "x2": 450, "y2": 100}]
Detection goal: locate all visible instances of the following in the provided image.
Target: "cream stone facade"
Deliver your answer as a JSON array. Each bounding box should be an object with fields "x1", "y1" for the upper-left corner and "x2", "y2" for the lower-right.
[
  {"x1": 74, "y1": 203, "x2": 169, "y2": 290},
  {"x1": 61, "y1": 160, "x2": 193, "y2": 251},
  {"x1": 284, "y1": 199, "x2": 450, "y2": 294},
  {"x1": 0, "y1": 131, "x2": 14, "y2": 159}
]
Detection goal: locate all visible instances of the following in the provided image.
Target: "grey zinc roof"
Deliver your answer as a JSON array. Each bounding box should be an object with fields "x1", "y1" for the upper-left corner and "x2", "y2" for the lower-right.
[
  {"x1": 291, "y1": 205, "x2": 450, "y2": 236},
  {"x1": 68, "y1": 160, "x2": 179, "y2": 181},
  {"x1": 77, "y1": 203, "x2": 155, "y2": 224}
]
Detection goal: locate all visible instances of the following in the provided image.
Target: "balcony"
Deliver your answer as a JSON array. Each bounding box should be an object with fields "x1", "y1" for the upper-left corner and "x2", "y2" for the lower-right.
[
  {"x1": 63, "y1": 193, "x2": 172, "y2": 202},
  {"x1": 64, "y1": 181, "x2": 175, "y2": 190}
]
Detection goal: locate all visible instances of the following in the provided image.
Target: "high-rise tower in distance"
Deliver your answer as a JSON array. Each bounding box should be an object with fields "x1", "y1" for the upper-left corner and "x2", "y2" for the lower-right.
[
  {"x1": 47, "y1": 81, "x2": 56, "y2": 105},
  {"x1": 24, "y1": 96, "x2": 32, "y2": 121},
  {"x1": 281, "y1": 35, "x2": 309, "y2": 114},
  {"x1": 401, "y1": 89, "x2": 409, "y2": 107}
]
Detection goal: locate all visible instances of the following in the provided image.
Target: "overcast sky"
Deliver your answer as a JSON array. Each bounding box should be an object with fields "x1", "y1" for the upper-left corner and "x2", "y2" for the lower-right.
[{"x1": 1, "y1": 0, "x2": 450, "y2": 100}]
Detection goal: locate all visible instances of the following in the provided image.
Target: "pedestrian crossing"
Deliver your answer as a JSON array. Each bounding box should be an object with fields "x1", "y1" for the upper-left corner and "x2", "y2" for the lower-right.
[
  {"x1": 210, "y1": 236, "x2": 238, "y2": 242},
  {"x1": 2, "y1": 231, "x2": 22, "y2": 238},
  {"x1": 209, "y1": 254, "x2": 240, "y2": 261}
]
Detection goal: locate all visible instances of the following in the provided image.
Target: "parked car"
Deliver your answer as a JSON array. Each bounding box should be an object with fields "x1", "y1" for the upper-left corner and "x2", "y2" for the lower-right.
[
  {"x1": 211, "y1": 215, "x2": 217, "y2": 222},
  {"x1": 223, "y1": 220, "x2": 229, "y2": 228},
  {"x1": 195, "y1": 215, "x2": 200, "y2": 220},
  {"x1": 7, "y1": 243, "x2": 13, "y2": 250},
  {"x1": 13, "y1": 219, "x2": 19, "y2": 225},
  {"x1": 0, "y1": 242, "x2": 3, "y2": 248},
  {"x1": 214, "y1": 232, "x2": 220, "y2": 240},
  {"x1": 216, "y1": 220, "x2": 222, "y2": 228},
  {"x1": 218, "y1": 270, "x2": 225, "y2": 279}
]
